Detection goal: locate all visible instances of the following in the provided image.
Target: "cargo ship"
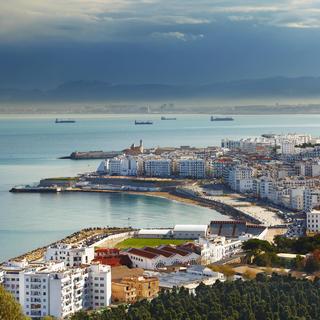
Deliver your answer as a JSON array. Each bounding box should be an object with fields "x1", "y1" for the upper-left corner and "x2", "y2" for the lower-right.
[
  {"x1": 161, "y1": 116, "x2": 177, "y2": 120},
  {"x1": 134, "y1": 120, "x2": 153, "y2": 125},
  {"x1": 55, "y1": 118, "x2": 76, "y2": 123},
  {"x1": 210, "y1": 116, "x2": 234, "y2": 121}
]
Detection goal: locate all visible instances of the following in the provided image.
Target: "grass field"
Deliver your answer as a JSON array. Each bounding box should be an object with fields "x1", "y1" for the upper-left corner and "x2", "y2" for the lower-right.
[{"x1": 115, "y1": 238, "x2": 191, "y2": 249}]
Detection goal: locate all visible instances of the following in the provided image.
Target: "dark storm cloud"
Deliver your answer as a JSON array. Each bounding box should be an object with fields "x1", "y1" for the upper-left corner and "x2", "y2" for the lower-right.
[{"x1": 1, "y1": 0, "x2": 320, "y2": 88}]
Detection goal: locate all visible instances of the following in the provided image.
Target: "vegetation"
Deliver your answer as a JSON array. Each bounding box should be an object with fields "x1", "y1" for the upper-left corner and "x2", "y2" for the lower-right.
[
  {"x1": 0, "y1": 285, "x2": 29, "y2": 320},
  {"x1": 70, "y1": 274, "x2": 320, "y2": 320},
  {"x1": 295, "y1": 142, "x2": 320, "y2": 148},
  {"x1": 242, "y1": 237, "x2": 320, "y2": 272},
  {"x1": 115, "y1": 238, "x2": 190, "y2": 249},
  {"x1": 274, "y1": 234, "x2": 320, "y2": 254}
]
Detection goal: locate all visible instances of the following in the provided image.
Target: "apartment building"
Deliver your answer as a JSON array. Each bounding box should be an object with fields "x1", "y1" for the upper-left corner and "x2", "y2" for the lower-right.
[
  {"x1": 178, "y1": 159, "x2": 206, "y2": 179},
  {"x1": 45, "y1": 243, "x2": 95, "y2": 267},
  {"x1": 144, "y1": 159, "x2": 172, "y2": 177},
  {"x1": 108, "y1": 156, "x2": 139, "y2": 176},
  {"x1": 226, "y1": 165, "x2": 253, "y2": 193},
  {"x1": 306, "y1": 209, "x2": 320, "y2": 234},
  {"x1": 303, "y1": 189, "x2": 320, "y2": 212},
  {"x1": 0, "y1": 261, "x2": 111, "y2": 319},
  {"x1": 112, "y1": 276, "x2": 159, "y2": 303}
]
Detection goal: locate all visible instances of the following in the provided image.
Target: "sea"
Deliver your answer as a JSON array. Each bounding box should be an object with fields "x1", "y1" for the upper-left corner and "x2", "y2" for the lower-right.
[{"x1": 1, "y1": 113, "x2": 320, "y2": 262}]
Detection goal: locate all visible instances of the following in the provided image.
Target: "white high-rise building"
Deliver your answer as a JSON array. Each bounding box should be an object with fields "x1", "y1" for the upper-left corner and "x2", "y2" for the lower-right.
[
  {"x1": 178, "y1": 159, "x2": 206, "y2": 179},
  {"x1": 306, "y1": 210, "x2": 320, "y2": 234},
  {"x1": 45, "y1": 243, "x2": 95, "y2": 267},
  {"x1": 226, "y1": 165, "x2": 253, "y2": 193},
  {"x1": 144, "y1": 159, "x2": 172, "y2": 177},
  {"x1": 0, "y1": 261, "x2": 111, "y2": 319},
  {"x1": 88, "y1": 264, "x2": 112, "y2": 309},
  {"x1": 280, "y1": 141, "x2": 296, "y2": 155},
  {"x1": 303, "y1": 189, "x2": 320, "y2": 212},
  {"x1": 108, "y1": 156, "x2": 139, "y2": 176}
]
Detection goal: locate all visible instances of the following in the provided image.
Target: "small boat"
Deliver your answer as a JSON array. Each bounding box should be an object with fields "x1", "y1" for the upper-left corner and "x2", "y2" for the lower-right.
[
  {"x1": 210, "y1": 116, "x2": 234, "y2": 121},
  {"x1": 55, "y1": 118, "x2": 76, "y2": 123},
  {"x1": 134, "y1": 120, "x2": 153, "y2": 125},
  {"x1": 161, "y1": 116, "x2": 177, "y2": 120}
]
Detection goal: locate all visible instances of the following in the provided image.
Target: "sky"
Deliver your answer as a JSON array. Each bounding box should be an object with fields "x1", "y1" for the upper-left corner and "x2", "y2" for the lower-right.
[{"x1": 1, "y1": 0, "x2": 320, "y2": 89}]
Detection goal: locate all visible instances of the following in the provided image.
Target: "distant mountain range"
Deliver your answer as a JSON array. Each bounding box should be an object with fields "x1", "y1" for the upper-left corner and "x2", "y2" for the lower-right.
[{"x1": 1, "y1": 76, "x2": 320, "y2": 102}]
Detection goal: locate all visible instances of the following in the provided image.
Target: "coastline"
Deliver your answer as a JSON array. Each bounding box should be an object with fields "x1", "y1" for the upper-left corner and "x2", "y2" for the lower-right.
[
  {"x1": 65, "y1": 188, "x2": 285, "y2": 226},
  {"x1": 3, "y1": 188, "x2": 287, "y2": 264}
]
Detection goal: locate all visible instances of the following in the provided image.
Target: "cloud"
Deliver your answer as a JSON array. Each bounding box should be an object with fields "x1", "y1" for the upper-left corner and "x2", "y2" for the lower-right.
[
  {"x1": 151, "y1": 31, "x2": 204, "y2": 41},
  {"x1": 1, "y1": 0, "x2": 320, "y2": 43}
]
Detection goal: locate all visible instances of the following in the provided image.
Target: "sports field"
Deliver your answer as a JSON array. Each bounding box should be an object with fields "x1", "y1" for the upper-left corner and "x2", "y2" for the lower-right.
[{"x1": 115, "y1": 238, "x2": 191, "y2": 249}]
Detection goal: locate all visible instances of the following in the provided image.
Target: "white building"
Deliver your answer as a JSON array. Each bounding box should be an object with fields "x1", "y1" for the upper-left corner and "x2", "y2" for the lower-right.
[
  {"x1": 136, "y1": 229, "x2": 172, "y2": 238},
  {"x1": 87, "y1": 264, "x2": 112, "y2": 310},
  {"x1": 173, "y1": 225, "x2": 209, "y2": 239},
  {"x1": 125, "y1": 246, "x2": 200, "y2": 270},
  {"x1": 0, "y1": 261, "x2": 111, "y2": 319},
  {"x1": 178, "y1": 159, "x2": 206, "y2": 179},
  {"x1": 303, "y1": 189, "x2": 320, "y2": 212},
  {"x1": 45, "y1": 243, "x2": 95, "y2": 267},
  {"x1": 226, "y1": 165, "x2": 253, "y2": 193},
  {"x1": 280, "y1": 141, "x2": 296, "y2": 155},
  {"x1": 306, "y1": 209, "x2": 320, "y2": 234},
  {"x1": 289, "y1": 188, "x2": 304, "y2": 211},
  {"x1": 144, "y1": 159, "x2": 172, "y2": 177},
  {"x1": 108, "y1": 156, "x2": 139, "y2": 176},
  {"x1": 253, "y1": 177, "x2": 274, "y2": 199}
]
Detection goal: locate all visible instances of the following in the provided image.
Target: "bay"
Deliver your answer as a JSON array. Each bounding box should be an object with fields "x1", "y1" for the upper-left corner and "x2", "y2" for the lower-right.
[{"x1": 1, "y1": 113, "x2": 320, "y2": 261}]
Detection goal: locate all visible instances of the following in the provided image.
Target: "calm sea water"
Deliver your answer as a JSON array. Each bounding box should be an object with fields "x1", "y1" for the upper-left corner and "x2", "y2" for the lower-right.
[{"x1": 1, "y1": 113, "x2": 320, "y2": 261}]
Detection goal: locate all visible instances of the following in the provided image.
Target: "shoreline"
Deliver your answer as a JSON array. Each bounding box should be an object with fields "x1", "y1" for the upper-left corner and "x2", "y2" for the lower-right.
[
  {"x1": 65, "y1": 188, "x2": 285, "y2": 226},
  {"x1": 3, "y1": 189, "x2": 287, "y2": 264},
  {"x1": 0, "y1": 227, "x2": 133, "y2": 265}
]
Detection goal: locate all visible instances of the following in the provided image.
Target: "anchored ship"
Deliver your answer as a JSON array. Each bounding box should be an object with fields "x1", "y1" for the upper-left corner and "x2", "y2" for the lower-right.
[
  {"x1": 210, "y1": 116, "x2": 234, "y2": 121},
  {"x1": 55, "y1": 118, "x2": 76, "y2": 123},
  {"x1": 134, "y1": 120, "x2": 153, "y2": 125},
  {"x1": 161, "y1": 116, "x2": 177, "y2": 120}
]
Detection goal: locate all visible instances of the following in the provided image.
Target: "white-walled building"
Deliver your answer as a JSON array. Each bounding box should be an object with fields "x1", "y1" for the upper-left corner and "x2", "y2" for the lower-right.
[
  {"x1": 178, "y1": 159, "x2": 206, "y2": 179},
  {"x1": 0, "y1": 261, "x2": 111, "y2": 319},
  {"x1": 280, "y1": 141, "x2": 296, "y2": 155},
  {"x1": 289, "y1": 188, "x2": 305, "y2": 211},
  {"x1": 45, "y1": 243, "x2": 95, "y2": 267},
  {"x1": 226, "y1": 165, "x2": 253, "y2": 193},
  {"x1": 108, "y1": 156, "x2": 139, "y2": 176},
  {"x1": 125, "y1": 246, "x2": 200, "y2": 270},
  {"x1": 306, "y1": 209, "x2": 320, "y2": 234},
  {"x1": 303, "y1": 189, "x2": 320, "y2": 212},
  {"x1": 87, "y1": 264, "x2": 112, "y2": 310},
  {"x1": 173, "y1": 225, "x2": 209, "y2": 239},
  {"x1": 144, "y1": 159, "x2": 172, "y2": 177}
]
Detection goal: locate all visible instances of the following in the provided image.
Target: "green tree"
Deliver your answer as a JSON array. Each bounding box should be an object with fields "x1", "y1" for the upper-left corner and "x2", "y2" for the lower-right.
[{"x1": 0, "y1": 285, "x2": 28, "y2": 320}]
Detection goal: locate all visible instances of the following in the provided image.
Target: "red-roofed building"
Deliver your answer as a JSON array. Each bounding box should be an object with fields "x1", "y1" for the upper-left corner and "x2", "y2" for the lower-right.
[{"x1": 123, "y1": 246, "x2": 200, "y2": 270}]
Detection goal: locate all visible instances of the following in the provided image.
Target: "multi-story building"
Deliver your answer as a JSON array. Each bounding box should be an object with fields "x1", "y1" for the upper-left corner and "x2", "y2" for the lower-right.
[
  {"x1": 280, "y1": 141, "x2": 296, "y2": 155},
  {"x1": 306, "y1": 209, "x2": 320, "y2": 234},
  {"x1": 0, "y1": 261, "x2": 111, "y2": 319},
  {"x1": 112, "y1": 276, "x2": 159, "y2": 303},
  {"x1": 144, "y1": 159, "x2": 172, "y2": 177},
  {"x1": 303, "y1": 189, "x2": 320, "y2": 212},
  {"x1": 211, "y1": 158, "x2": 235, "y2": 178},
  {"x1": 178, "y1": 159, "x2": 206, "y2": 179},
  {"x1": 87, "y1": 264, "x2": 112, "y2": 310},
  {"x1": 45, "y1": 243, "x2": 95, "y2": 267},
  {"x1": 108, "y1": 156, "x2": 139, "y2": 176},
  {"x1": 226, "y1": 165, "x2": 253, "y2": 193},
  {"x1": 289, "y1": 188, "x2": 305, "y2": 211}
]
